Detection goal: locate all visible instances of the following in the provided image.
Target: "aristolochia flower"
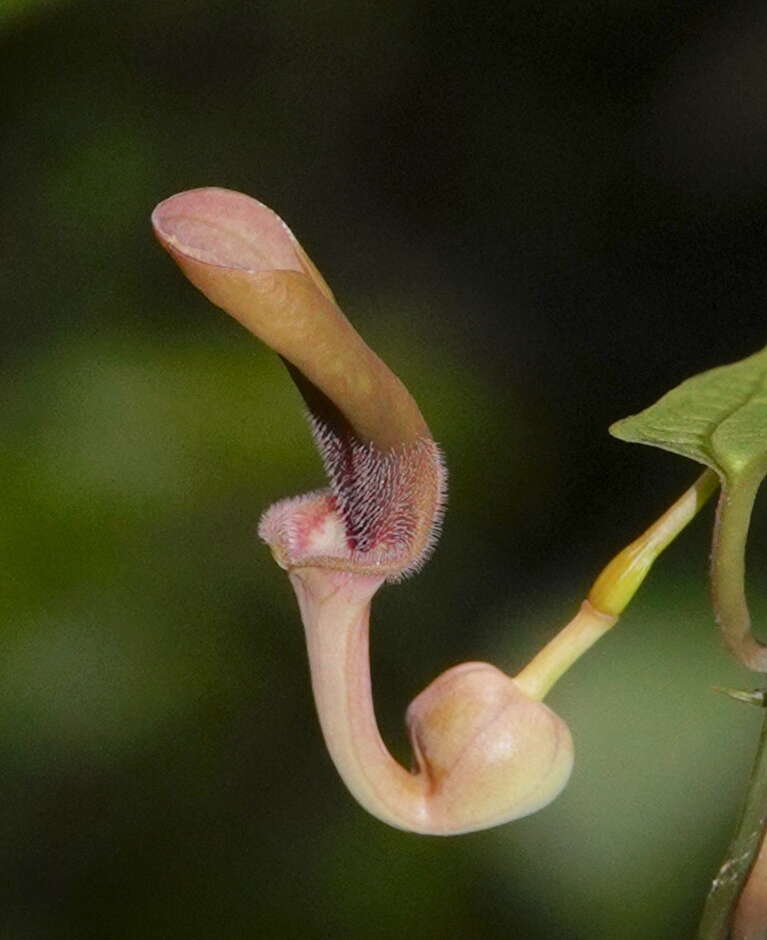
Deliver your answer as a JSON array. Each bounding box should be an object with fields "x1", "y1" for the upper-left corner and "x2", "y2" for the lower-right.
[{"x1": 152, "y1": 188, "x2": 574, "y2": 835}]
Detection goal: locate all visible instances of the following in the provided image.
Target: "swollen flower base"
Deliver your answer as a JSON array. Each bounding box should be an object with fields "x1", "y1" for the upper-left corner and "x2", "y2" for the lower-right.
[{"x1": 261, "y1": 489, "x2": 574, "y2": 834}]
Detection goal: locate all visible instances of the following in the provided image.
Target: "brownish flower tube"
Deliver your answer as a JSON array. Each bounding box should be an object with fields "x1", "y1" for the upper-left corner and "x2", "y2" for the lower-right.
[
  {"x1": 151, "y1": 187, "x2": 423, "y2": 450},
  {"x1": 152, "y1": 187, "x2": 443, "y2": 577}
]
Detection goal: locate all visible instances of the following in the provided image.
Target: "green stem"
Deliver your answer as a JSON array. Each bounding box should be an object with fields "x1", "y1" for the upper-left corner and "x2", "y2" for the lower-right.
[
  {"x1": 699, "y1": 465, "x2": 767, "y2": 937},
  {"x1": 697, "y1": 705, "x2": 767, "y2": 939},
  {"x1": 711, "y1": 470, "x2": 767, "y2": 672}
]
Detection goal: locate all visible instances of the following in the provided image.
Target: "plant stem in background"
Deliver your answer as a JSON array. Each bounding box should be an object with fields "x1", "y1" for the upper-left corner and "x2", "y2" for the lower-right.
[{"x1": 698, "y1": 704, "x2": 767, "y2": 939}]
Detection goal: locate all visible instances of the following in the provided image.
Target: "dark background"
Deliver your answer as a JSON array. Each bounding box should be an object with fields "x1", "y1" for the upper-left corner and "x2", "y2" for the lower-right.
[{"x1": 3, "y1": 1, "x2": 767, "y2": 936}]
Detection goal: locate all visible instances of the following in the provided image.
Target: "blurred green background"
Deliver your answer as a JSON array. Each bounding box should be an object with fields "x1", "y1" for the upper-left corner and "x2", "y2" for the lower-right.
[{"x1": 4, "y1": 1, "x2": 767, "y2": 937}]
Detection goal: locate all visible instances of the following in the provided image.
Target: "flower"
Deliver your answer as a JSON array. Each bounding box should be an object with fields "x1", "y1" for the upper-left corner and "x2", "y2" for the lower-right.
[{"x1": 152, "y1": 188, "x2": 572, "y2": 835}]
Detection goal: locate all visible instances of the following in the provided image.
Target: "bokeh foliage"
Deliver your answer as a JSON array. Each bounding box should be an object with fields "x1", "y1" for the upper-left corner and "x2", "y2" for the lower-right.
[{"x1": 4, "y1": 1, "x2": 767, "y2": 937}]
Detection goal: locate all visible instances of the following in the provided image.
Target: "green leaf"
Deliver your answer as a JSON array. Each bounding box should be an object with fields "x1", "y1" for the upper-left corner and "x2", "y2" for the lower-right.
[
  {"x1": 610, "y1": 346, "x2": 767, "y2": 480},
  {"x1": 611, "y1": 347, "x2": 767, "y2": 673}
]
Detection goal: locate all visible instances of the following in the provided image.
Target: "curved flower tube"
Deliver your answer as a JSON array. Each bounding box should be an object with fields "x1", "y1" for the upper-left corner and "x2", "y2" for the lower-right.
[
  {"x1": 152, "y1": 187, "x2": 443, "y2": 577},
  {"x1": 152, "y1": 188, "x2": 714, "y2": 835}
]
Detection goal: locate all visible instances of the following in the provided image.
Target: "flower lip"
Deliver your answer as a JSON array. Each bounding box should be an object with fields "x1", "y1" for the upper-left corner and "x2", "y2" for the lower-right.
[
  {"x1": 259, "y1": 491, "x2": 352, "y2": 572},
  {"x1": 151, "y1": 187, "x2": 305, "y2": 275}
]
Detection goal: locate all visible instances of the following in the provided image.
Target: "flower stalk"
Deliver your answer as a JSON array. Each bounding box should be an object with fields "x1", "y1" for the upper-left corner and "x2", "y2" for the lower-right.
[{"x1": 515, "y1": 469, "x2": 718, "y2": 700}]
